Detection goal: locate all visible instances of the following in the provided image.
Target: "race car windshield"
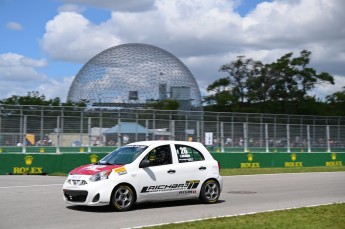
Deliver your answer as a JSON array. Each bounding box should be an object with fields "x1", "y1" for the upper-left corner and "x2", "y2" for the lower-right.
[{"x1": 97, "y1": 145, "x2": 148, "y2": 165}]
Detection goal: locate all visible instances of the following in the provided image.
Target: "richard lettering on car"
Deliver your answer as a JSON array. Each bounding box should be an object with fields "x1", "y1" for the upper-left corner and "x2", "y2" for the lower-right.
[{"x1": 62, "y1": 141, "x2": 223, "y2": 211}]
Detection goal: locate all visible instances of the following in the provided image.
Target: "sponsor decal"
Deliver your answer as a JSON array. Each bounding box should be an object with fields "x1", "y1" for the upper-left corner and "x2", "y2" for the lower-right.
[
  {"x1": 85, "y1": 165, "x2": 106, "y2": 172},
  {"x1": 241, "y1": 153, "x2": 260, "y2": 168},
  {"x1": 114, "y1": 166, "x2": 127, "y2": 175},
  {"x1": 141, "y1": 180, "x2": 200, "y2": 193},
  {"x1": 284, "y1": 153, "x2": 303, "y2": 167},
  {"x1": 70, "y1": 164, "x2": 122, "y2": 175},
  {"x1": 179, "y1": 190, "x2": 196, "y2": 195},
  {"x1": 13, "y1": 155, "x2": 44, "y2": 174},
  {"x1": 90, "y1": 154, "x2": 98, "y2": 163},
  {"x1": 325, "y1": 153, "x2": 343, "y2": 167},
  {"x1": 177, "y1": 147, "x2": 191, "y2": 158}
]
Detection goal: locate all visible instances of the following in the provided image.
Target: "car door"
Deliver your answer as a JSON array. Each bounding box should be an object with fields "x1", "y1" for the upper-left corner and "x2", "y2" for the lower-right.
[
  {"x1": 170, "y1": 144, "x2": 210, "y2": 195},
  {"x1": 137, "y1": 144, "x2": 182, "y2": 201}
]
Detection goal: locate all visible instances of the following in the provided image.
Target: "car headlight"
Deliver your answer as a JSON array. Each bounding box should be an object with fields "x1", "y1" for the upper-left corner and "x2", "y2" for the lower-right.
[{"x1": 89, "y1": 170, "x2": 112, "y2": 182}]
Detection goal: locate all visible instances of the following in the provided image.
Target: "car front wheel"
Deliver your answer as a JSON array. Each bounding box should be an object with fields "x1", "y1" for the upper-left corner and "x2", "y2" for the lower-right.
[
  {"x1": 199, "y1": 179, "x2": 220, "y2": 204},
  {"x1": 110, "y1": 185, "x2": 135, "y2": 211}
]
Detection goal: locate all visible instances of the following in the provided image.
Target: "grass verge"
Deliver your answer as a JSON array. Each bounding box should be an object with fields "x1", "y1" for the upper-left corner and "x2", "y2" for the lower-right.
[
  {"x1": 145, "y1": 203, "x2": 345, "y2": 229},
  {"x1": 145, "y1": 167, "x2": 345, "y2": 229},
  {"x1": 220, "y1": 166, "x2": 345, "y2": 176}
]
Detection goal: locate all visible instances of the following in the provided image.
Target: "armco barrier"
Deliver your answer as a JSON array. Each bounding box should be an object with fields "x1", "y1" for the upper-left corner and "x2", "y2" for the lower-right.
[{"x1": 0, "y1": 152, "x2": 344, "y2": 175}]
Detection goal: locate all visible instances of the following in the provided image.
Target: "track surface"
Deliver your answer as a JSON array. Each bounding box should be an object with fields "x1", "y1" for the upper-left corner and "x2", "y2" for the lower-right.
[{"x1": 0, "y1": 172, "x2": 344, "y2": 229}]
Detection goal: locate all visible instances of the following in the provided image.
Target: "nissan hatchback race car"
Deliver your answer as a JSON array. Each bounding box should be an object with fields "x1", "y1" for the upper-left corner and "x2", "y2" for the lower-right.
[{"x1": 62, "y1": 141, "x2": 223, "y2": 211}]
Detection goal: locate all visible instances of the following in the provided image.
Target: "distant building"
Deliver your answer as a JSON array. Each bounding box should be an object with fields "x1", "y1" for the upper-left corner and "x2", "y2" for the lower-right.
[{"x1": 67, "y1": 43, "x2": 202, "y2": 110}]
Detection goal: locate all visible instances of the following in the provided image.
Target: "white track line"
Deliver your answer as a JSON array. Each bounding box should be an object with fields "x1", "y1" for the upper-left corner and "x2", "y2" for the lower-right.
[{"x1": 0, "y1": 184, "x2": 62, "y2": 189}]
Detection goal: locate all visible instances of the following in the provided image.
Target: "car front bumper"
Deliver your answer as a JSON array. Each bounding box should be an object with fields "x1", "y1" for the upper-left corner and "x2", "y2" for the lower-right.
[{"x1": 62, "y1": 175, "x2": 114, "y2": 206}]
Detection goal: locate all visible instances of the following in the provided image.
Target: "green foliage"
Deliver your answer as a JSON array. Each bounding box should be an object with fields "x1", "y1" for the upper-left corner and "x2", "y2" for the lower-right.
[
  {"x1": 204, "y1": 50, "x2": 340, "y2": 115},
  {"x1": 326, "y1": 87, "x2": 345, "y2": 115},
  {"x1": 0, "y1": 91, "x2": 87, "y2": 107},
  {"x1": 146, "y1": 99, "x2": 180, "y2": 110}
]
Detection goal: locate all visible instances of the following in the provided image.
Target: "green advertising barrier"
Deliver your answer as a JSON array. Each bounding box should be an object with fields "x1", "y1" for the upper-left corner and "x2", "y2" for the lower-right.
[
  {"x1": 0, "y1": 153, "x2": 108, "y2": 175},
  {"x1": 212, "y1": 152, "x2": 345, "y2": 169},
  {"x1": 0, "y1": 152, "x2": 344, "y2": 175}
]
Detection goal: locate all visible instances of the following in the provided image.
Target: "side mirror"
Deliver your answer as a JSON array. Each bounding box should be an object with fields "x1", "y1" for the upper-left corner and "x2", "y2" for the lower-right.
[{"x1": 139, "y1": 159, "x2": 151, "y2": 168}]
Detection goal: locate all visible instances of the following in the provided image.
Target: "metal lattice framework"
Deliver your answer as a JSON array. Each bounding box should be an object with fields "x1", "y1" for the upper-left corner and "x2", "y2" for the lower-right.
[{"x1": 67, "y1": 43, "x2": 202, "y2": 109}]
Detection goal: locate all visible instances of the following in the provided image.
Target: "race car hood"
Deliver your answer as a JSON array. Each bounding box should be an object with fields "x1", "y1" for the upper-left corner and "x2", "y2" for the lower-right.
[{"x1": 69, "y1": 164, "x2": 124, "y2": 175}]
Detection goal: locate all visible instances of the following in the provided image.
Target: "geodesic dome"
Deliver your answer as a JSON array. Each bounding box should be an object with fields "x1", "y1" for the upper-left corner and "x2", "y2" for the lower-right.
[{"x1": 67, "y1": 43, "x2": 202, "y2": 109}]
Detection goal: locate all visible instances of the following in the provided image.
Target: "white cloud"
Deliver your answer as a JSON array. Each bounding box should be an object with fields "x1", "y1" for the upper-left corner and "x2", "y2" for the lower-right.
[
  {"x1": 41, "y1": 11, "x2": 121, "y2": 62},
  {"x1": 0, "y1": 53, "x2": 73, "y2": 101},
  {"x1": 37, "y1": 76, "x2": 74, "y2": 101},
  {"x1": 0, "y1": 53, "x2": 47, "y2": 82},
  {"x1": 37, "y1": 0, "x2": 345, "y2": 100},
  {"x1": 6, "y1": 21, "x2": 23, "y2": 30}
]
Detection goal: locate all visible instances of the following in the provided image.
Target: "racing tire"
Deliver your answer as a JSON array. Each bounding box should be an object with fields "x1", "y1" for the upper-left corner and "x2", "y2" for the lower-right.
[
  {"x1": 110, "y1": 185, "x2": 135, "y2": 211},
  {"x1": 199, "y1": 179, "x2": 220, "y2": 204}
]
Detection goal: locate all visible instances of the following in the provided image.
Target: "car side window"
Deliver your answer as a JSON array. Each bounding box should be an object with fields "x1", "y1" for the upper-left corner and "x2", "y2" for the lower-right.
[
  {"x1": 142, "y1": 145, "x2": 172, "y2": 166},
  {"x1": 175, "y1": 145, "x2": 205, "y2": 163}
]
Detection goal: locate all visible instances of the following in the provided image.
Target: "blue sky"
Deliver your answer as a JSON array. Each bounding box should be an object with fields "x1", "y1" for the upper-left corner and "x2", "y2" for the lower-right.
[{"x1": 1, "y1": 0, "x2": 344, "y2": 102}]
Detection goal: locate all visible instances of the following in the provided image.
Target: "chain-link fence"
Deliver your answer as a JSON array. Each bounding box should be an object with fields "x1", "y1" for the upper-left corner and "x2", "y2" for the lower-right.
[{"x1": 0, "y1": 105, "x2": 344, "y2": 153}]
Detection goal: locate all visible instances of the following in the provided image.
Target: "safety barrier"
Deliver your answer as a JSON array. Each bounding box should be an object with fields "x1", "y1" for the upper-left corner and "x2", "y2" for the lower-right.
[{"x1": 0, "y1": 152, "x2": 344, "y2": 175}]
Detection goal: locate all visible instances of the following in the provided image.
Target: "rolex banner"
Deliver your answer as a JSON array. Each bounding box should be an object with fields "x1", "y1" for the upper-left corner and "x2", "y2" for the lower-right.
[{"x1": 0, "y1": 153, "x2": 344, "y2": 175}]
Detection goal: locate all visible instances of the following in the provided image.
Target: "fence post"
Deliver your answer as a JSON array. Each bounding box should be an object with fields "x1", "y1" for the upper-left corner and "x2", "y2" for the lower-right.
[
  {"x1": 265, "y1": 123, "x2": 269, "y2": 153},
  {"x1": 22, "y1": 115, "x2": 27, "y2": 153},
  {"x1": 99, "y1": 110, "x2": 103, "y2": 146},
  {"x1": 80, "y1": 110, "x2": 84, "y2": 146},
  {"x1": 56, "y1": 116, "x2": 60, "y2": 154},
  {"x1": 117, "y1": 118, "x2": 122, "y2": 147},
  {"x1": 40, "y1": 107, "x2": 44, "y2": 147},
  {"x1": 220, "y1": 122, "x2": 224, "y2": 152},
  {"x1": 326, "y1": 125, "x2": 331, "y2": 153},
  {"x1": 307, "y1": 125, "x2": 311, "y2": 152},
  {"x1": 286, "y1": 124, "x2": 291, "y2": 153},
  {"x1": 145, "y1": 119, "x2": 149, "y2": 141},
  {"x1": 185, "y1": 118, "x2": 188, "y2": 141},
  {"x1": 196, "y1": 121, "x2": 200, "y2": 143},
  {"x1": 243, "y1": 122, "x2": 248, "y2": 152},
  {"x1": 170, "y1": 120, "x2": 175, "y2": 140},
  {"x1": 88, "y1": 117, "x2": 91, "y2": 153}
]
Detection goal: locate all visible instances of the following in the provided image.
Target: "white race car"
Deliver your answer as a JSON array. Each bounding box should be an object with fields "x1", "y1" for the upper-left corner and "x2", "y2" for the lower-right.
[{"x1": 62, "y1": 141, "x2": 223, "y2": 211}]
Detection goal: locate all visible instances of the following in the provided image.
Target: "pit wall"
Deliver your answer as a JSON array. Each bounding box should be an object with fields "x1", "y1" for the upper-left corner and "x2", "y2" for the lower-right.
[{"x1": 0, "y1": 151, "x2": 344, "y2": 175}]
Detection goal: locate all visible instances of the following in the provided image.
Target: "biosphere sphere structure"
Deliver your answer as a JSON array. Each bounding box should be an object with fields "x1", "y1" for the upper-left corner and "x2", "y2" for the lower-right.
[{"x1": 67, "y1": 43, "x2": 202, "y2": 110}]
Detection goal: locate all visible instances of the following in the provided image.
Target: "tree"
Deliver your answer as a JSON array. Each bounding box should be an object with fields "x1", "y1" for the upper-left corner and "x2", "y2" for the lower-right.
[
  {"x1": 0, "y1": 91, "x2": 53, "y2": 106},
  {"x1": 263, "y1": 50, "x2": 334, "y2": 113},
  {"x1": 219, "y1": 56, "x2": 261, "y2": 103},
  {"x1": 326, "y1": 87, "x2": 345, "y2": 115},
  {"x1": 291, "y1": 50, "x2": 334, "y2": 100},
  {"x1": 203, "y1": 56, "x2": 262, "y2": 111},
  {"x1": 204, "y1": 50, "x2": 335, "y2": 114},
  {"x1": 0, "y1": 91, "x2": 87, "y2": 107},
  {"x1": 146, "y1": 99, "x2": 179, "y2": 110}
]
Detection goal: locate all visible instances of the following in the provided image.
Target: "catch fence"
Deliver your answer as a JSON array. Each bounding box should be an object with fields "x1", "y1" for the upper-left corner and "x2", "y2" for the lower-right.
[{"x1": 0, "y1": 105, "x2": 344, "y2": 153}]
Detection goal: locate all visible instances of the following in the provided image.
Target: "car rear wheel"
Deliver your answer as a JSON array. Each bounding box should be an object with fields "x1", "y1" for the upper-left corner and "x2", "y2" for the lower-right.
[
  {"x1": 110, "y1": 185, "x2": 135, "y2": 211},
  {"x1": 199, "y1": 179, "x2": 220, "y2": 204}
]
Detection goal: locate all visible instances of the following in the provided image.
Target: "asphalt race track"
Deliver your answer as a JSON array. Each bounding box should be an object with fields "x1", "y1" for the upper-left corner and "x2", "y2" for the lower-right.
[{"x1": 0, "y1": 172, "x2": 344, "y2": 229}]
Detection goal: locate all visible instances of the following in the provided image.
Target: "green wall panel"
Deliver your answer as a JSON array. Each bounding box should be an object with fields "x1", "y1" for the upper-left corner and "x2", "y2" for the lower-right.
[{"x1": 0, "y1": 152, "x2": 344, "y2": 175}]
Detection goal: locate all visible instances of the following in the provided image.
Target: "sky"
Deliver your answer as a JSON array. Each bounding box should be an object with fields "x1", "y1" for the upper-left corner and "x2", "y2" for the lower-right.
[{"x1": 1, "y1": 0, "x2": 345, "y2": 102}]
